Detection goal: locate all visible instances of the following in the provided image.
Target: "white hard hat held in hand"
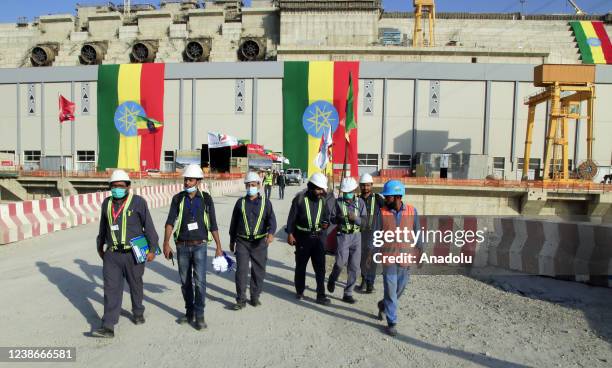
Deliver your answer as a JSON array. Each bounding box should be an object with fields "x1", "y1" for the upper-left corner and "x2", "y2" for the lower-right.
[
  {"x1": 109, "y1": 169, "x2": 131, "y2": 184},
  {"x1": 359, "y1": 173, "x2": 374, "y2": 184},
  {"x1": 340, "y1": 177, "x2": 358, "y2": 193},
  {"x1": 244, "y1": 171, "x2": 262, "y2": 183},
  {"x1": 182, "y1": 164, "x2": 204, "y2": 179},
  {"x1": 308, "y1": 172, "x2": 328, "y2": 189}
]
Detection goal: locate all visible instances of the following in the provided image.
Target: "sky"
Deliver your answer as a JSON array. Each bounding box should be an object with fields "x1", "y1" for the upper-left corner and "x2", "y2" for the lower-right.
[{"x1": 0, "y1": 0, "x2": 610, "y2": 23}]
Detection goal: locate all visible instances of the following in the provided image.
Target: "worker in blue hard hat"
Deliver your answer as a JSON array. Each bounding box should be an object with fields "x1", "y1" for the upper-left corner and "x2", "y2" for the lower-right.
[{"x1": 374, "y1": 179, "x2": 423, "y2": 337}]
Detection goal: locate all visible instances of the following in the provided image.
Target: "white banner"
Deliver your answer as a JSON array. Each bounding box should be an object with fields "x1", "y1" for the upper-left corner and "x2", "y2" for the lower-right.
[{"x1": 208, "y1": 132, "x2": 239, "y2": 149}]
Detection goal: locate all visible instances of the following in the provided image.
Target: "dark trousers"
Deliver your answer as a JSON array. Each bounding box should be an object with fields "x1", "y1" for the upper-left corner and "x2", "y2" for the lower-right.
[
  {"x1": 294, "y1": 231, "x2": 326, "y2": 297},
  {"x1": 278, "y1": 185, "x2": 285, "y2": 199},
  {"x1": 264, "y1": 185, "x2": 272, "y2": 199},
  {"x1": 177, "y1": 243, "x2": 207, "y2": 318},
  {"x1": 235, "y1": 238, "x2": 268, "y2": 302},
  {"x1": 361, "y1": 230, "x2": 377, "y2": 284},
  {"x1": 102, "y1": 251, "x2": 145, "y2": 329}
]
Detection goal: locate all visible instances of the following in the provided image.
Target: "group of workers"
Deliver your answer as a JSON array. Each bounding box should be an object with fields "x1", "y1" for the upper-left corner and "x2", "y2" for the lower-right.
[{"x1": 93, "y1": 164, "x2": 421, "y2": 339}]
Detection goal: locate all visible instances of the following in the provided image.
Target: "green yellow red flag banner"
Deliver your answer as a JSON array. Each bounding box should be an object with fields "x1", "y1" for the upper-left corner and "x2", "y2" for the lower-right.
[
  {"x1": 570, "y1": 21, "x2": 612, "y2": 64},
  {"x1": 282, "y1": 61, "x2": 359, "y2": 177},
  {"x1": 97, "y1": 63, "x2": 165, "y2": 171}
]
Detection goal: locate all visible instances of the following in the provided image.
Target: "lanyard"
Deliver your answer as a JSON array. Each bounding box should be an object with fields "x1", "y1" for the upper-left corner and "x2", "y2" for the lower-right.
[
  {"x1": 111, "y1": 199, "x2": 128, "y2": 224},
  {"x1": 184, "y1": 195, "x2": 200, "y2": 220}
]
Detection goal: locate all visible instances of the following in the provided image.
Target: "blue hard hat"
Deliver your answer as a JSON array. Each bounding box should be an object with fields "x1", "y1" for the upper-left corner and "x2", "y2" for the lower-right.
[{"x1": 380, "y1": 180, "x2": 405, "y2": 196}]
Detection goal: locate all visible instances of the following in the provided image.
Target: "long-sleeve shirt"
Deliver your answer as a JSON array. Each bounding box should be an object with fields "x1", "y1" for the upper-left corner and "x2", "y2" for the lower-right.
[
  {"x1": 358, "y1": 192, "x2": 384, "y2": 231},
  {"x1": 373, "y1": 202, "x2": 423, "y2": 250},
  {"x1": 97, "y1": 194, "x2": 159, "y2": 250},
  {"x1": 229, "y1": 194, "x2": 277, "y2": 244},
  {"x1": 165, "y1": 190, "x2": 219, "y2": 242},
  {"x1": 329, "y1": 197, "x2": 366, "y2": 230},
  {"x1": 286, "y1": 191, "x2": 329, "y2": 234}
]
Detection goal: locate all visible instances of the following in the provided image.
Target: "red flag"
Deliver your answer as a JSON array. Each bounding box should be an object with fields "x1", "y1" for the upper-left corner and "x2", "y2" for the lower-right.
[{"x1": 59, "y1": 95, "x2": 75, "y2": 123}]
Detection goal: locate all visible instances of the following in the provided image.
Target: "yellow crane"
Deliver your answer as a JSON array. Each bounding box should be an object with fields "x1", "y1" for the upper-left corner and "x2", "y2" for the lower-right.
[
  {"x1": 522, "y1": 64, "x2": 597, "y2": 182},
  {"x1": 413, "y1": 0, "x2": 436, "y2": 47}
]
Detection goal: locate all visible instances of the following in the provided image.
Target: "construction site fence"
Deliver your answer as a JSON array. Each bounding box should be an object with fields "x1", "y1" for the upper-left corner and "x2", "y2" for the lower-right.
[
  {"x1": 17, "y1": 170, "x2": 244, "y2": 181},
  {"x1": 331, "y1": 175, "x2": 612, "y2": 193}
]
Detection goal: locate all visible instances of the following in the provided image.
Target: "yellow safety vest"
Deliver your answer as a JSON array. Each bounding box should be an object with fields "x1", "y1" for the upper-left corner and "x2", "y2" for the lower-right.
[
  {"x1": 174, "y1": 190, "x2": 213, "y2": 242},
  {"x1": 238, "y1": 196, "x2": 267, "y2": 240},
  {"x1": 106, "y1": 193, "x2": 134, "y2": 250},
  {"x1": 296, "y1": 196, "x2": 323, "y2": 232}
]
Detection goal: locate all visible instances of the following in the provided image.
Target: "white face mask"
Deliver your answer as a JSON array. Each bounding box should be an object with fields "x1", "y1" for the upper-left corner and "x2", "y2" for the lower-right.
[
  {"x1": 185, "y1": 186, "x2": 197, "y2": 193},
  {"x1": 247, "y1": 187, "x2": 259, "y2": 196}
]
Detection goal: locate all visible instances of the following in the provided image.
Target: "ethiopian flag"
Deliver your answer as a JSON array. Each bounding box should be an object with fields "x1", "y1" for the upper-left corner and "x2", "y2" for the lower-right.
[
  {"x1": 282, "y1": 61, "x2": 359, "y2": 178},
  {"x1": 97, "y1": 64, "x2": 165, "y2": 171},
  {"x1": 570, "y1": 21, "x2": 612, "y2": 64}
]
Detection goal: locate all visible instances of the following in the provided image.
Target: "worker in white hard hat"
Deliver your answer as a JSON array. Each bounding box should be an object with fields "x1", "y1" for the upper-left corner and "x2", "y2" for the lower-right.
[
  {"x1": 276, "y1": 169, "x2": 287, "y2": 199},
  {"x1": 326, "y1": 176, "x2": 366, "y2": 304},
  {"x1": 162, "y1": 164, "x2": 223, "y2": 331},
  {"x1": 263, "y1": 168, "x2": 274, "y2": 199},
  {"x1": 92, "y1": 169, "x2": 160, "y2": 338},
  {"x1": 228, "y1": 172, "x2": 277, "y2": 310},
  {"x1": 355, "y1": 173, "x2": 385, "y2": 293},
  {"x1": 286, "y1": 172, "x2": 331, "y2": 305}
]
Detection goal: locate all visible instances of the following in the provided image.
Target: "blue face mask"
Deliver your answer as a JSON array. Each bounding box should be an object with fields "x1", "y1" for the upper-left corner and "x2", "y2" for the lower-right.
[
  {"x1": 343, "y1": 193, "x2": 354, "y2": 200},
  {"x1": 247, "y1": 187, "x2": 259, "y2": 197},
  {"x1": 185, "y1": 186, "x2": 197, "y2": 193},
  {"x1": 111, "y1": 188, "x2": 127, "y2": 199}
]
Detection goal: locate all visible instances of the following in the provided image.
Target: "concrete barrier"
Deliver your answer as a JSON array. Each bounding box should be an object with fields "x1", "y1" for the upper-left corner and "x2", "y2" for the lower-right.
[{"x1": 0, "y1": 179, "x2": 243, "y2": 245}]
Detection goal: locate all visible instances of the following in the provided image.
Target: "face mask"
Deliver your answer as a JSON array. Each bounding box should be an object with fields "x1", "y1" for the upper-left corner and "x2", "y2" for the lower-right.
[
  {"x1": 343, "y1": 193, "x2": 354, "y2": 200},
  {"x1": 247, "y1": 187, "x2": 259, "y2": 196},
  {"x1": 111, "y1": 188, "x2": 127, "y2": 199},
  {"x1": 185, "y1": 186, "x2": 197, "y2": 193}
]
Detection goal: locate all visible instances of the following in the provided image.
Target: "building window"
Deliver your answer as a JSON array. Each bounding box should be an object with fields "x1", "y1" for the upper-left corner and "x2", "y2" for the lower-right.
[
  {"x1": 24, "y1": 150, "x2": 41, "y2": 162},
  {"x1": 358, "y1": 153, "x2": 378, "y2": 166},
  {"x1": 388, "y1": 154, "x2": 411, "y2": 167},
  {"x1": 517, "y1": 158, "x2": 540, "y2": 171},
  {"x1": 0, "y1": 150, "x2": 15, "y2": 155},
  {"x1": 76, "y1": 150, "x2": 95, "y2": 162},
  {"x1": 164, "y1": 150, "x2": 175, "y2": 162},
  {"x1": 493, "y1": 157, "x2": 505, "y2": 170},
  {"x1": 549, "y1": 159, "x2": 573, "y2": 173}
]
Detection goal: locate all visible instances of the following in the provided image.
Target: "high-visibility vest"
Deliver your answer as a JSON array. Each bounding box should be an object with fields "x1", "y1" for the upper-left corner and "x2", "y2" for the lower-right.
[
  {"x1": 339, "y1": 200, "x2": 361, "y2": 233},
  {"x1": 379, "y1": 204, "x2": 416, "y2": 266},
  {"x1": 174, "y1": 190, "x2": 213, "y2": 242},
  {"x1": 360, "y1": 193, "x2": 381, "y2": 230},
  {"x1": 264, "y1": 174, "x2": 273, "y2": 185},
  {"x1": 106, "y1": 193, "x2": 134, "y2": 250},
  {"x1": 238, "y1": 196, "x2": 267, "y2": 240},
  {"x1": 295, "y1": 196, "x2": 323, "y2": 232}
]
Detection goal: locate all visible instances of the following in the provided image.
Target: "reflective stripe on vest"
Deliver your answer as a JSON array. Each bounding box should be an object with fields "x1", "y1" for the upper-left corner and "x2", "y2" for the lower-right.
[
  {"x1": 106, "y1": 193, "x2": 134, "y2": 250},
  {"x1": 340, "y1": 200, "x2": 360, "y2": 232},
  {"x1": 296, "y1": 196, "x2": 322, "y2": 232},
  {"x1": 238, "y1": 196, "x2": 267, "y2": 240},
  {"x1": 174, "y1": 190, "x2": 212, "y2": 242}
]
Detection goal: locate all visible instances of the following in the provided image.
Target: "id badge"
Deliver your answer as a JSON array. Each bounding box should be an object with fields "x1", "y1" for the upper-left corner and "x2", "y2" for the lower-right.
[
  {"x1": 111, "y1": 224, "x2": 119, "y2": 231},
  {"x1": 187, "y1": 222, "x2": 199, "y2": 231}
]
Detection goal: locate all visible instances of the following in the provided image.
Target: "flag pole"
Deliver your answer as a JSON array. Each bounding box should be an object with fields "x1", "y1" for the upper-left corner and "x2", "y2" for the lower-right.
[{"x1": 58, "y1": 93, "x2": 65, "y2": 202}]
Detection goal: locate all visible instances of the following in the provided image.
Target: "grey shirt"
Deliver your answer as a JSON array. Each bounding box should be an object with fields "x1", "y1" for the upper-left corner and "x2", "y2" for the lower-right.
[
  {"x1": 329, "y1": 197, "x2": 366, "y2": 230},
  {"x1": 97, "y1": 194, "x2": 159, "y2": 251}
]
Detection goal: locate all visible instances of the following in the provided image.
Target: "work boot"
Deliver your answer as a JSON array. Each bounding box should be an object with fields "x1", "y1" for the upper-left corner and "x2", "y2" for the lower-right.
[
  {"x1": 177, "y1": 313, "x2": 194, "y2": 325},
  {"x1": 377, "y1": 300, "x2": 385, "y2": 321},
  {"x1": 342, "y1": 295, "x2": 356, "y2": 304},
  {"x1": 355, "y1": 276, "x2": 365, "y2": 292},
  {"x1": 366, "y1": 282, "x2": 375, "y2": 294},
  {"x1": 233, "y1": 301, "x2": 247, "y2": 310},
  {"x1": 92, "y1": 326, "x2": 114, "y2": 338},
  {"x1": 132, "y1": 315, "x2": 145, "y2": 325},
  {"x1": 296, "y1": 293, "x2": 304, "y2": 300},
  {"x1": 385, "y1": 324, "x2": 398, "y2": 337},
  {"x1": 194, "y1": 316, "x2": 207, "y2": 331},
  {"x1": 316, "y1": 296, "x2": 331, "y2": 306},
  {"x1": 327, "y1": 277, "x2": 336, "y2": 294},
  {"x1": 250, "y1": 298, "x2": 262, "y2": 307}
]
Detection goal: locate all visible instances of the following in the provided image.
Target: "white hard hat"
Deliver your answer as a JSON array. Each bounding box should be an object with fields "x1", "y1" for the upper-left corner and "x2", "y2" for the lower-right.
[
  {"x1": 109, "y1": 169, "x2": 130, "y2": 184},
  {"x1": 244, "y1": 171, "x2": 261, "y2": 183},
  {"x1": 182, "y1": 164, "x2": 204, "y2": 179},
  {"x1": 340, "y1": 177, "x2": 358, "y2": 192},
  {"x1": 308, "y1": 172, "x2": 328, "y2": 189},
  {"x1": 359, "y1": 173, "x2": 373, "y2": 184}
]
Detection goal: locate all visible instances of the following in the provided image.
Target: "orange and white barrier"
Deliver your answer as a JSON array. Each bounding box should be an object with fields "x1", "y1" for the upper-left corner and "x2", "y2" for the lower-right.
[{"x1": 0, "y1": 179, "x2": 243, "y2": 245}]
